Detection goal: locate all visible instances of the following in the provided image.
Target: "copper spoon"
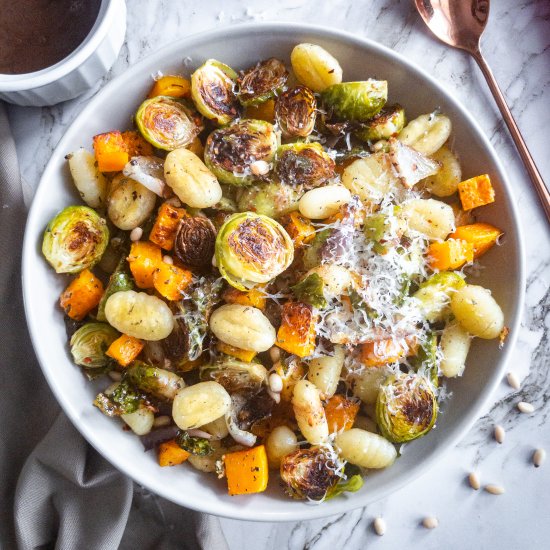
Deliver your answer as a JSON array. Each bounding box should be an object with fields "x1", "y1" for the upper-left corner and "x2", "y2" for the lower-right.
[{"x1": 415, "y1": 0, "x2": 550, "y2": 221}]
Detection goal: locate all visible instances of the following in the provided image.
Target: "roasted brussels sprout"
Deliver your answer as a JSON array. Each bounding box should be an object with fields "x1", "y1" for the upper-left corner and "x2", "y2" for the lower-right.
[
  {"x1": 291, "y1": 273, "x2": 327, "y2": 309},
  {"x1": 376, "y1": 372, "x2": 438, "y2": 443},
  {"x1": 355, "y1": 104, "x2": 406, "y2": 142},
  {"x1": 325, "y1": 464, "x2": 364, "y2": 500},
  {"x1": 204, "y1": 119, "x2": 279, "y2": 186},
  {"x1": 97, "y1": 257, "x2": 134, "y2": 322},
  {"x1": 321, "y1": 80, "x2": 388, "y2": 121},
  {"x1": 275, "y1": 142, "x2": 335, "y2": 189},
  {"x1": 200, "y1": 359, "x2": 268, "y2": 393},
  {"x1": 364, "y1": 213, "x2": 390, "y2": 255},
  {"x1": 94, "y1": 380, "x2": 144, "y2": 417},
  {"x1": 176, "y1": 431, "x2": 214, "y2": 456},
  {"x1": 70, "y1": 322, "x2": 119, "y2": 368},
  {"x1": 411, "y1": 332, "x2": 439, "y2": 386},
  {"x1": 135, "y1": 96, "x2": 203, "y2": 151},
  {"x1": 125, "y1": 361, "x2": 185, "y2": 400},
  {"x1": 174, "y1": 216, "x2": 217, "y2": 271},
  {"x1": 236, "y1": 181, "x2": 301, "y2": 219},
  {"x1": 42, "y1": 206, "x2": 109, "y2": 274},
  {"x1": 237, "y1": 58, "x2": 288, "y2": 106},
  {"x1": 191, "y1": 59, "x2": 240, "y2": 125},
  {"x1": 215, "y1": 212, "x2": 294, "y2": 290},
  {"x1": 275, "y1": 85, "x2": 317, "y2": 138},
  {"x1": 280, "y1": 447, "x2": 340, "y2": 500}
]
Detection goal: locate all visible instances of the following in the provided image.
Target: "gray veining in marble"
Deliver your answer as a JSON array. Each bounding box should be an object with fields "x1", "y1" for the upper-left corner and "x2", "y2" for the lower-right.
[{"x1": 6, "y1": 0, "x2": 550, "y2": 548}]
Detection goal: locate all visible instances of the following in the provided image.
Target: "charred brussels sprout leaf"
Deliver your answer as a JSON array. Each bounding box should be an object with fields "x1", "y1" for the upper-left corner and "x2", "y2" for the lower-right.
[
  {"x1": 236, "y1": 181, "x2": 301, "y2": 219},
  {"x1": 191, "y1": 59, "x2": 240, "y2": 125},
  {"x1": 291, "y1": 273, "x2": 327, "y2": 309},
  {"x1": 411, "y1": 332, "x2": 439, "y2": 386},
  {"x1": 176, "y1": 431, "x2": 214, "y2": 456},
  {"x1": 276, "y1": 142, "x2": 335, "y2": 189},
  {"x1": 376, "y1": 372, "x2": 438, "y2": 443},
  {"x1": 135, "y1": 96, "x2": 203, "y2": 151},
  {"x1": 237, "y1": 58, "x2": 289, "y2": 106},
  {"x1": 364, "y1": 213, "x2": 389, "y2": 255},
  {"x1": 321, "y1": 80, "x2": 388, "y2": 122},
  {"x1": 200, "y1": 359, "x2": 267, "y2": 393},
  {"x1": 204, "y1": 119, "x2": 279, "y2": 186},
  {"x1": 302, "y1": 228, "x2": 331, "y2": 271},
  {"x1": 97, "y1": 255, "x2": 134, "y2": 322},
  {"x1": 215, "y1": 212, "x2": 294, "y2": 290},
  {"x1": 42, "y1": 206, "x2": 109, "y2": 274},
  {"x1": 280, "y1": 447, "x2": 340, "y2": 500},
  {"x1": 94, "y1": 380, "x2": 144, "y2": 417},
  {"x1": 355, "y1": 104, "x2": 406, "y2": 142},
  {"x1": 70, "y1": 322, "x2": 119, "y2": 369},
  {"x1": 275, "y1": 85, "x2": 317, "y2": 138},
  {"x1": 174, "y1": 216, "x2": 217, "y2": 271}
]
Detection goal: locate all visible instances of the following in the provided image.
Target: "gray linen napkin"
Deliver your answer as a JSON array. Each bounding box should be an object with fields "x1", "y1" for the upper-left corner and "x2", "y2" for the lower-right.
[{"x1": 0, "y1": 103, "x2": 230, "y2": 550}]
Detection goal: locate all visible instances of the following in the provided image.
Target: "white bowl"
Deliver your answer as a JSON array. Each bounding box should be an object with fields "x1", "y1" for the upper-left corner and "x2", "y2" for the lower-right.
[
  {"x1": 0, "y1": 0, "x2": 126, "y2": 106},
  {"x1": 22, "y1": 23, "x2": 525, "y2": 522}
]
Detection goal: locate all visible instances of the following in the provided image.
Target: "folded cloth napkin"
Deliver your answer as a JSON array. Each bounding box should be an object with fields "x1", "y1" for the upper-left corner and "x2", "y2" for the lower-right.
[{"x1": 0, "y1": 103, "x2": 229, "y2": 550}]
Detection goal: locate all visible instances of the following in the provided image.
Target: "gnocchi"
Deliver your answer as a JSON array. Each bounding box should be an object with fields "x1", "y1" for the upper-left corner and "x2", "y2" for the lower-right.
[
  {"x1": 400, "y1": 198, "x2": 455, "y2": 240},
  {"x1": 121, "y1": 406, "x2": 154, "y2": 436},
  {"x1": 398, "y1": 113, "x2": 452, "y2": 155},
  {"x1": 335, "y1": 428, "x2": 397, "y2": 468},
  {"x1": 422, "y1": 145, "x2": 462, "y2": 197},
  {"x1": 440, "y1": 322, "x2": 472, "y2": 377},
  {"x1": 290, "y1": 43, "x2": 343, "y2": 92},
  {"x1": 172, "y1": 382, "x2": 231, "y2": 430},
  {"x1": 265, "y1": 426, "x2": 298, "y2": 468},
  {"x1": 307, "y1": 345, "x2": 345, "y2": 397},
  {"x1": 291, "y1": 380, "x2": 329, "y2": 445},
  {"x1": 298, "y1": 185, "x2": 351, "y2": 220},
  {"x1": 107, "y1": 175, "x2": 157, "y2": 230},
  {"x1": 67, "y1": 148, "x2": 109, "y2": 209},
  {"x1": 104, "y1": 290, "x2": 175, "y2": 341}
]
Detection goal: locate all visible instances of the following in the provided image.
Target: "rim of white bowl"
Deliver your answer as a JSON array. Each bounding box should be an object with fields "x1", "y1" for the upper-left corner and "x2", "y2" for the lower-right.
[
  {"x1": 22, "y1": 21, "x2": 525, "y2": 522},
  {"x1": 0, "y1": 0, "x2": 121, "y2": 90}
]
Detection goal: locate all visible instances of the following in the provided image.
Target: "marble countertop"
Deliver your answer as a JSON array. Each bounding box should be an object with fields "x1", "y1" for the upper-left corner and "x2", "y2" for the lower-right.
[{"x1": 7, "y1": 0, "x2": 550, "y2": 548}]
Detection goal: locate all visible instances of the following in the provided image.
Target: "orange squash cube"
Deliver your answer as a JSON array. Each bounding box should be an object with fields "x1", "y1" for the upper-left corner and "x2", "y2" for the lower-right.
[
  {"x1": 427, "y1": 238, "x2": 474, "y2": 271},
  {"x1": 449, "y1": 223, "x2": 502, "y2": 258},
  {"x1": 92, "y1": 131, "x2": 129, "y2": 172},
  {"x1": 153, "y1": 261, "x2": 192, "y2": 300},
  {"x1": 280, "y1": 211, "x2": 315, "y2": 249},
  {"x1": 224, "y1": 445, "x2": 269, "y2": 496},
  {"x1": 158, "y1": 439, "x2": 190, "y2": 467},
  {"x1": 216, "y1": 341, "x2": 257, "y2": 362},
  {"x1": 149, "y1": 202, "x2": 188, "y2": 251},
  {"x1": 360, "y1": 338, "x2": 409, "y2": 367},
  {"x1": 106, "y1": 334, "x2": 144, "y2": 367},
  {"x1": 120, "y1": 130, "x2": 154, "y2": 158},
  {"x1": 148, "y1": 75, "x2": 191, "y2": 99},
  {"x1": 457, "y1": 174, "x2": 495, "y2": 210},
  {"x1": 276, "y1": 301, "x2": 317, "y2": 358},
  {"x1": 59, "y1": 269, "x2": 104, "y2": 321},
  {"x1": 127, "y1": 241, "x2": 162, "y2": 289},
  {"x1": 222, "y1": 286, "x2": 266, "y2": 310},
  {"x1": 324, "y1": 395, "x2": 360, "y2": 433}
]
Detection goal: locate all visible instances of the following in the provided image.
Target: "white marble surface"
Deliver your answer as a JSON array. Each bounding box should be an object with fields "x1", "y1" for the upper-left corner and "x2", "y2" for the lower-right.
[{"x1": 7, "y1": 0, "x2": 550, "y2": 548}]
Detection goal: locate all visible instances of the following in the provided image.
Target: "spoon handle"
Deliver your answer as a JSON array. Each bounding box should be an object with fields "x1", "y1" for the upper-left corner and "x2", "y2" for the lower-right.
[{"x1": 472, "y1": 50, "x2": 550, "y2": 222}]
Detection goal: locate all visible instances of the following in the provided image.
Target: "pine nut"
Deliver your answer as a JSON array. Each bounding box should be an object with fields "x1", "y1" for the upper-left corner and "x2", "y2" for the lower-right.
[
  {"x1": 422, "y1": 516, "x2": 439, "y2": 529},
  {"x1": 506, "y1": 372, "x2": 520, "y2": 390},
  {"x1": 373, "y1": 517, "x2": 386, "y2": 536},
  {"x1": 153, "y1": 415, "x2": 171, "y2": 428},
  {"x1": 163, "y1": 255, "x2": 174, "y2": 265},
  {"x1": 468, "y1": 472, "x2": 480, "y2": 490},
  {"x1": 494, "y1": 425, "x2": 505, "y2": 444},
  {"x1": 269, "y1": 372, "x2": 283, "y2": 393},
  {"x1": 250, "y1": 160, "x2": 270, "y2": 176},
  {"x1": 108, "y1": 370, "x2": 122, "y2": 382},
  {"x1": 267, "y1": 388, "x2": 281, "y2": 404},
  {"x1": 533, "y1": 448, "x2": 546, "y2": 468},
  {"x1": 269, "y1": 346, "x2": 281, "y2": 364},
  {"x1": 485, "y1": 484, "x2": 505, "y2": 495},
  {"x1": 130, "y1": 227, "x2": 143, "y2": 242},
  {"x1": 517, "y1": 401, "x2": 535, "y2": 414}
]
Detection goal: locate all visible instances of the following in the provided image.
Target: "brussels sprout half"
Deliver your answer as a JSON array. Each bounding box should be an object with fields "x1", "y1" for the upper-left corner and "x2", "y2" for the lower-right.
[
  {"x1": 321, "y1": 80, "x2": 388, "y2": 122},
  {"x1": 215, "y1": 212, "x2": 294, "y2": 290},
  {"x1": 200, "y1": 359, "x2": 268, "y2": 393},
  {"x1": 236, "y1": 181, "x2": 302, "y2": 219},
  {"x1": 280, "y1": 447, "x2": 340, "y2": 500},
  {"x1": 191, "y1": 59, "x2": 240, "y2": 125},
  {"x1": 174, "y1": 216, "x2": 217, "y2": 271},
  {"x1": 376, "y1": 372, "x2": 438, "y2": 443},
  {"x1": 135, "y1": 96, "x2": 203, "y2": 151},
  {"x1": 70, "y1": 322, "x2": 119, "y2": 368},
  {"x1": 42, "y1": 206, "x2": 109, "y2": 274},
  {"x1": 275, "y1": 142, "x2": 335, "y2": 189},
  {"x1": 204, "y1": 119, "x2": 280, "y2": 186},
  {"x1": 275, "y1": 85, "x2": 317, "y2": 138},
  {"x1": 237, "y1": 58, "x2": 289, "y2": 106},
  {"x1": 176, "y1": 431, "x2": 214, "y2": 456},
  {"x1": 354, "y1": 104, "x2": 406, "y2": 142}
]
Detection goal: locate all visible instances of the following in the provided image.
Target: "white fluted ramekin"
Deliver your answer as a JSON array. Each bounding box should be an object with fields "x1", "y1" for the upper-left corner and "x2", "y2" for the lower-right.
[{"x1": 0, "y1": 0, "x2": 126, "y2": 107}]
